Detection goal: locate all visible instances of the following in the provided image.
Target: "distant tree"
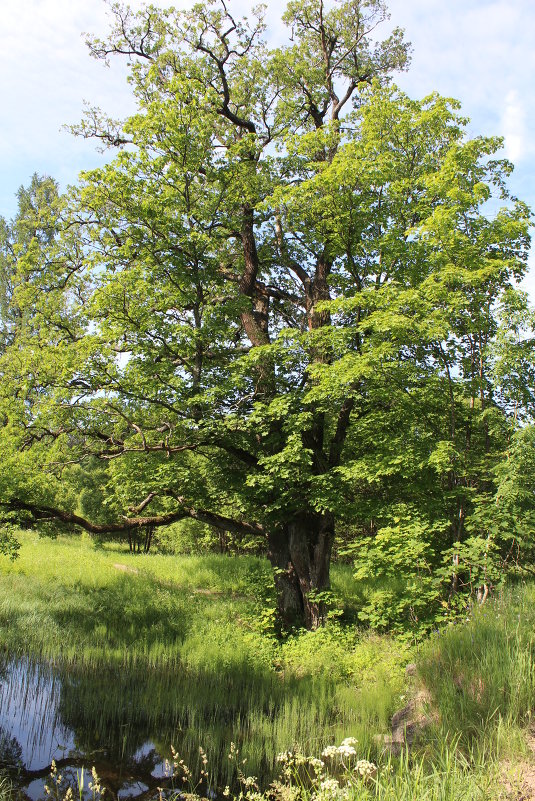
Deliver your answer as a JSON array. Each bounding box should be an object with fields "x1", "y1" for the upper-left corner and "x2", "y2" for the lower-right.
[
  {"x1": 0, "y1": 174, "x2": 64, "y2": 559},
  {"x1": 0, "y1": 173, "x2": 60, "y2": 351},
  {"x1": 0, "y1": 1, "x2": 531, "y2": 629}
]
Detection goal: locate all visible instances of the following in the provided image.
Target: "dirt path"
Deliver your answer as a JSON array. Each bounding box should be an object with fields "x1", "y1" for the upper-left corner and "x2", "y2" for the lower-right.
[
  {"x1": 501, "y1": 728, "x2": 535, "y2": 800},
  {"x1": 112, "y1": 562, "x2": 139, "y2": 574},
  {"x1": 110, "y1": 562, "x2": 248, "y2": 597}
]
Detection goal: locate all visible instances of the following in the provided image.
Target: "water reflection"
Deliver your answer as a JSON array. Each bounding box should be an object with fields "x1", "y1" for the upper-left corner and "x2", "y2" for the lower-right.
[
  {"x1": 0, "y1": 727, "x2": 23, "y2": 771},
  {"x1": 0, "y1": 658, "x2": 281, "y2": 800},
  {"x1": 0, "y1": 660, "x2": 73, "y2": 772},
  {"x1": 0, "y1": 655, "x2": 359, "y2": 801},
  {"x1": 0, "y1": 659, "x2": 175, "y2": 800}
]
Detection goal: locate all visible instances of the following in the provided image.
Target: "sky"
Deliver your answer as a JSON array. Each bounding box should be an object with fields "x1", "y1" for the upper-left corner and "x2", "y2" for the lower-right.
[{"x1": 1, "y1": 0, "x2": 533, "y2": 299}]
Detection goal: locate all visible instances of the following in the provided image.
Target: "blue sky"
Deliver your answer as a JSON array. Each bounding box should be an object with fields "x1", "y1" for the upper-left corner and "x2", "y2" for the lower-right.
[{"x1": 1, "y1": 0, "x2": 533, "y2": 299}]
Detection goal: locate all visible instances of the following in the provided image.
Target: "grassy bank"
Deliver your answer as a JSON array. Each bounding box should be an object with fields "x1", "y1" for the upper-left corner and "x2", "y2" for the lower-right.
[
  {"x1": 0, "y1": 532, "x2": 395, "y2": 673},
  {"x1": 419, "y1": 582, "x2": 535, "y2": 749},
  {"x1": 0, "y1": 533, "x2": 408, "y2": 786},
  {"x1": 1, "y1": 533, "x2": 535, "y2": 799}
]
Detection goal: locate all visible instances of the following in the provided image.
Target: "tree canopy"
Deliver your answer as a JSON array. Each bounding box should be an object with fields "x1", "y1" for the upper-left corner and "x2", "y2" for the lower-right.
[{"x1": 0, "y1": 0, "x2": 533, "y2": 630}]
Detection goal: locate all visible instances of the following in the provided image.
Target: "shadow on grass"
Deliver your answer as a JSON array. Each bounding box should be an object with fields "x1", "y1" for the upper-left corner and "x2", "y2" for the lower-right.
[{"x1": 0, "y1": 543, "x2": 404, "y2": 795}]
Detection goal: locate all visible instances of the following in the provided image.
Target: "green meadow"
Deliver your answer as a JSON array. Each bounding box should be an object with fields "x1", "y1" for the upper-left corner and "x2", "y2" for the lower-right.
[{"x1": 0, "y1": 533, "x2": 408, "y2": 787}]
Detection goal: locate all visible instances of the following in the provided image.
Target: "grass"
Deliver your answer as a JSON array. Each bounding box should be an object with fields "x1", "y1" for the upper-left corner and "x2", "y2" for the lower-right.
[
  {"x1": 0, "y1": 778, "x2": 12, "y2": 801},
  {"x1": 283, "y1": 742, "x2": 502, "y2": 800},
  {"x1": 2, "y1": 533, "x2": 535, "y2": 800},
  {"x1": 419, "y1": 582, "x2": 535, "y2": 745},
  {"x1": 0, "y1": 532, "x2": 406, "y2": 673},
  {"x1": 0, "y1": 532, "x2": 270, "y2": 665},
  {"x1": 0, "y1": 532, "x2": 408, "y2": 789}
]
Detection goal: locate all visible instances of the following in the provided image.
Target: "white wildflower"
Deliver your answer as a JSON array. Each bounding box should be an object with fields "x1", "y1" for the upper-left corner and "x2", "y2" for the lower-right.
[
  {"x1": 320, "y1": 779, "x2": 340, "y2": 792},
  {"x1": 336, "y1": 745, "x2": 356, "y2": 758},
  {"x1": 312, "y1": 777, "x2": 349, "y2": 801},
  {"x1": 340, "y1": 738, "x2": 358, "y2": 748},
  {"x1": 355, "y1": 759, "x2": 377, "y2": 779},
  {"x1": 321, "y1": 745, "x2": 338, "y2": 758}
]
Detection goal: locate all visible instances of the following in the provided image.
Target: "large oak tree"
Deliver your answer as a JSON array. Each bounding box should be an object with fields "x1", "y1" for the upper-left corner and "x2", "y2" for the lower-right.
[{"x1": 0, "y1": 0, "x2": 531, "y2": 628}]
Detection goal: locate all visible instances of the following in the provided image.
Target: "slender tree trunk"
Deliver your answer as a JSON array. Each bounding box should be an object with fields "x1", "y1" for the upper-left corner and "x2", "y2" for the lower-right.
[
  {"x1": 144, "y1": 525, "x2": 154, "y2": 553},
  {"x1": 218, "y1": 530, "x2": 229, "y2": 554},
  {"x1": 267, "y1": 513, "x2": 335, "y2": 630}
]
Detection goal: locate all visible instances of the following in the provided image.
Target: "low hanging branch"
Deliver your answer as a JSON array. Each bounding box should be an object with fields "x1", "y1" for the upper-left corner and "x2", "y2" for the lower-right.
[{"x1": 1, "y1": 497, "x2": 266, "y2": 539}]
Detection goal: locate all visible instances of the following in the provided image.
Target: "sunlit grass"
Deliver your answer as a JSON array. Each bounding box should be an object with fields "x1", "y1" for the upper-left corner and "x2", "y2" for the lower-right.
[
  {"x1": 0, "y1": 533, "x2": 404, "y2": 672},
  {"x1": 0, "y1": 532, "x2": 271, "y2": 666},
  {"x1": 355, "y1": 745, "x2": 500, "y2": 800},
  {"x1": 160, "y1": 736, "x2": 502, "y2": 801},
  {"x1": 0, "y1": 532, "x2": 409, "y2": 788},
  {"x1": 419, "y1": 583, "x2": 535, "y2": 748},
  {"x1": 0, "y1": 777, "x2": 12, "y2": 801},
  {"x1": 3, "y1": 533, "x2": 533, "y2": 798}
]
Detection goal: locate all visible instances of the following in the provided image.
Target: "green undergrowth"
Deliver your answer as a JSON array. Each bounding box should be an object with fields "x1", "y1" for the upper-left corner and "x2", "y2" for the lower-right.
[
  {"x1": 0, "y1": 532, "x2": 396, "y2": 673},
  {"x1": 0, "y1": 532, "x2": 409, "y2": 786},
  {"x1": 0, "y1": 531, "x2": 269, "y2": 667},
  {"x1": 155, "y1": 738, "x2": 506, "y2": 801},
  {"x1": 419, "y1": 582, "x2": 535, "y2": 747},
  {"x1": 2, "y1": 533, "x2": 535, "y2": 798}
]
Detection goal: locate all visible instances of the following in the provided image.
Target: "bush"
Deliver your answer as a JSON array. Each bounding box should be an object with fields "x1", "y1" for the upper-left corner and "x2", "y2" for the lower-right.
[{"x1": 154, "y1": 519, "x2": 222, "y2": 554}]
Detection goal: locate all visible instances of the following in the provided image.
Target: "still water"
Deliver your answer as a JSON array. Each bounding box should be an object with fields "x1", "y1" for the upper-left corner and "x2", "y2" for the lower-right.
[
  {"x1": 0, "y1": 659, "x2": 174, "y2": 800},
  {"x1": 0, "y1": 656, "x2": 351, "y2": 801}
]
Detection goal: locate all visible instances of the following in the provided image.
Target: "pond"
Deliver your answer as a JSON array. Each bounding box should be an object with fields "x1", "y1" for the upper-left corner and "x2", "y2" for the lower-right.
[
  {"x1": 0, "y1": 656, "x2": 366, "y2": 801},
  {"x1": 0, "y1": 659, "x2": 175, "y2": 800}
]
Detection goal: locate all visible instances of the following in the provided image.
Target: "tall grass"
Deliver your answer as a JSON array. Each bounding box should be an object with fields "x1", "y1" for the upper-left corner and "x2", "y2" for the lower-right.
[
  {"x1": 0, "y1": 533, "x2": 407, "y2": 673},
  {"x1": 0, "y1": 778, "x2": 12, "y2": 801},
  {"x1": 0, "y1": 533, "x2": 409, "y2": 790},
  {"x1": 162, "y1": 738, "x2": 501, "y2": 801},
  {"x1": 0, "y1": 532, "x2": 271, "y2": 666},
  {"x1": 419, "y1": 583, "x2": 535, "y2": 748},
  {"x1": 348, "y1": 744, "x2": 499, "y2": 800},
  {"x1": 3, "y1": 533, "x2": 533, "y2": 799}
]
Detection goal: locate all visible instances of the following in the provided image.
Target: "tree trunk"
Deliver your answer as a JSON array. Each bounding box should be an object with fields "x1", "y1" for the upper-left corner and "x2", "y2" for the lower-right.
[
  {"x1": 267, "y1": 528, "x2": 303, "y2": 628},
  {"x1": 144, "y1": 525, "x2": 154, "y2": 553},
  {"x1": 267, "y1": 513, "x2": 334, "y2": 630}
]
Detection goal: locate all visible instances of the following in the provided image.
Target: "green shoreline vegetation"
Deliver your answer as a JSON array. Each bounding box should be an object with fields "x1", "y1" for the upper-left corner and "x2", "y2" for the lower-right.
[
  {"x1": 1, "y1": 534, "x2": 535, "y2": 800},
  {"x1": 0, "y1": 533, "x2": 408, "y2": 772}
]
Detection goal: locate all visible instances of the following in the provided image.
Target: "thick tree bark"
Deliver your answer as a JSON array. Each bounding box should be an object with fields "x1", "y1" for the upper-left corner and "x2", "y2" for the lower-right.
[
  {"x1": 267, "y1": 528, "x2": 303, "y2": 628},
  {"x1": 267, "y1": 513, "x2": 335, "y2": 630}
]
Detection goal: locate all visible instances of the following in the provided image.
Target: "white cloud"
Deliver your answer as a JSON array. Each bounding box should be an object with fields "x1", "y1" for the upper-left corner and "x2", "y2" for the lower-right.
[
  {"x1": 501, "y1": 89, "x2": 527, "y2": 163},
  {"x1": 386, "y1": 0, "x2": 535, "y2": 302}
]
